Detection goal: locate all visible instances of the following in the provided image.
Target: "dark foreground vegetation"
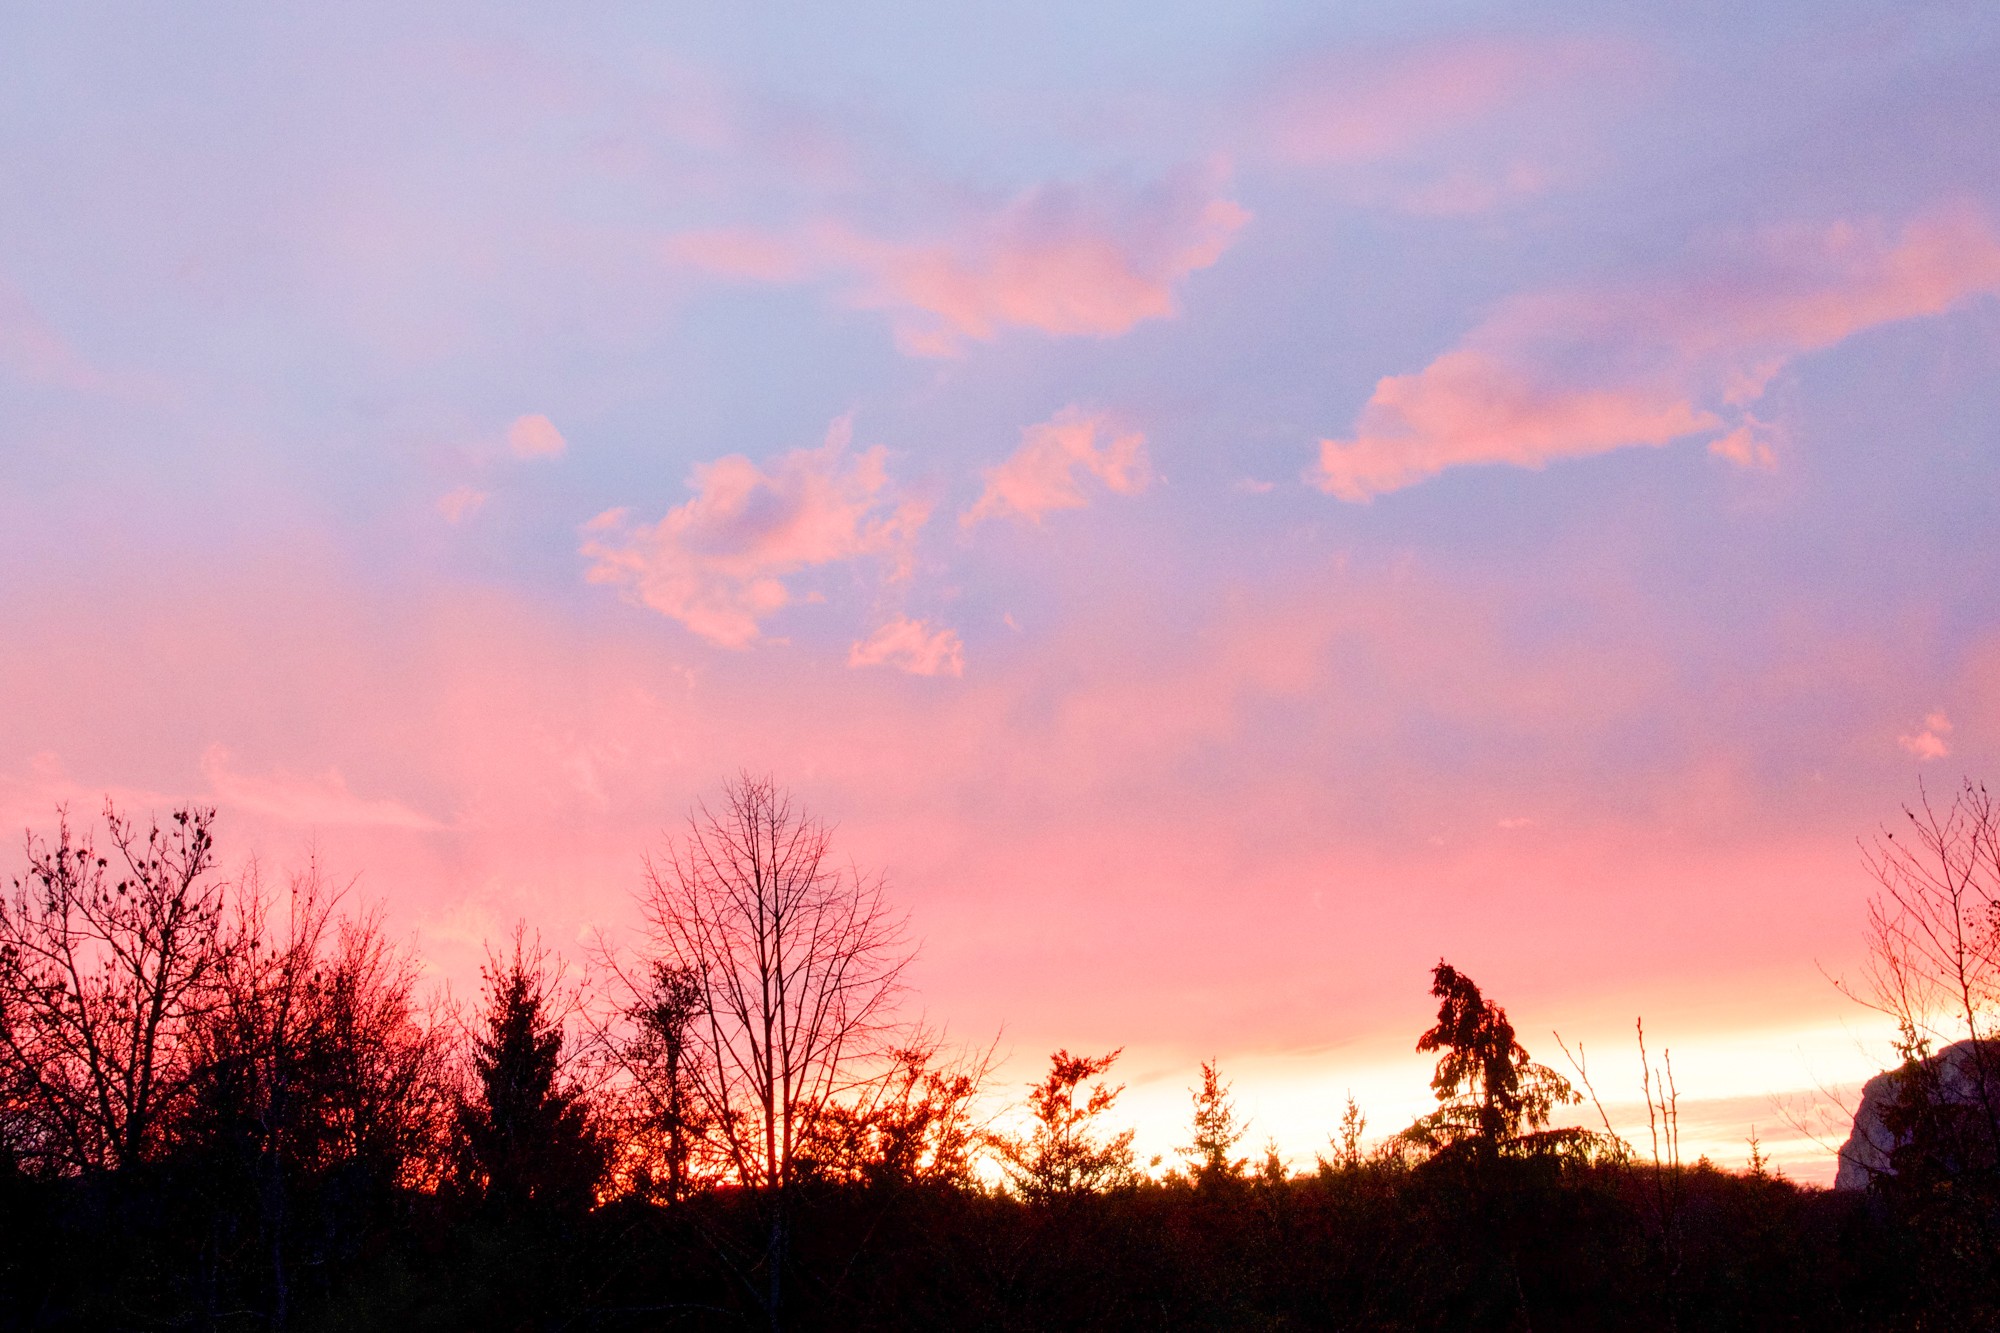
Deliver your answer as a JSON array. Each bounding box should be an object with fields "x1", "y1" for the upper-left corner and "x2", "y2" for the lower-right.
[{"x1": 2, "y1": 776, "x2": 1998, "y2": 1330}]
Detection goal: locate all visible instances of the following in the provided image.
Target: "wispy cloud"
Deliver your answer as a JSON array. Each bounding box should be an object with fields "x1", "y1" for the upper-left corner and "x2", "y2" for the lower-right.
[
  {"x1": 666, "y1": 168, "x2": 1248, "y2": 356},
  {"x1": 849, "y1": 616, "x2": 965, "y2": 677},
  {"x1": 581, "y1": 417, "x2": 929, "y2": 648},
  {"x1": 1266, "y1": 37, "x2": 1619, "y2": 166},
  {"x1": 1257, "y1": 36, "x2": 1643, "y2": 216},
  {"x1": 962, "y1": 408, "x2": 1149, "y2": 527},
  {"x1": 1312, "y1": 208, "x2": 2000, "y2": 500},
  {"x1": 201, "y1": 745, "x2": 444, "y2": 830}
]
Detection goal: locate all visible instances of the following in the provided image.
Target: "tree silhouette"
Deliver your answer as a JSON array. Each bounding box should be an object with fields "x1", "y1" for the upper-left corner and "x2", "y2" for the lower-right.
[
  {"x1": 637, "y1": 775, "x2": 911, "y2": 1197},
  {"x1": 454, "y1": 933, "x2": 605, "y2": 1219},
  {"x1": 1403, "y1": 960, "x2": 1580, "y2": 1158},
  {"x1": 637, "y1": 774, "x2": 912, "y2": 1326},
  {"x1": 0, "y1": 792, "x2": 1984, "y2": 1327},
  {"x1": 1180, "y1": 1060, "x2": 1248, "y2": 1186},
  {"x1": 797, "y1": 1030, "x2": 996, "y2": 1189},
  {"x1": 614, "y1": 959, "x2": 707, "y2": 1204},
  {"x1": 1837, "y1": 779, "x2": 2000, "y2": 1301},
  {"x1": 0, "y1": 803, "x2": 225, "y2": 1174},
  {"x1": 997, "y1": 1048, "x2": 1137, "y2": 1201},
  {"x1": 1322, "y1": 1094, "x2": 1368, "y2": 1174},
  {"x1": 182, "y1": 866, "x2": 453, "y2": 1324},
  {"x1": 1846, "y1": 780, "x2": 2000, "y2": 1185}
]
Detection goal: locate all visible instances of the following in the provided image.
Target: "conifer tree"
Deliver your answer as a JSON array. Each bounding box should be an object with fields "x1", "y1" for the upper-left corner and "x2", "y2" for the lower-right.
[
  {"x1": 455, "y1": 935, "x2": 605, "y2": 1218},
  {"x1": 1180, "y1": 1061, "x2": 1248, "y2": 1185},
  {"x1": 1403, "y1": 960, "x2": 1580, "y2": 1158}
]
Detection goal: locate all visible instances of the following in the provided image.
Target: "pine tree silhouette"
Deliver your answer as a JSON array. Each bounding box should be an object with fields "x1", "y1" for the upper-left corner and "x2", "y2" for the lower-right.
[
  {"x1": 1404, "y1": 960, "x2": 1580, "y2": 1158},
  {"x1": 455, "y1": 936, "x2": 606, "y2": 1218},
  {"x1": 1180, "y1": 1060, "x2": 1249, "y2": 1186}
]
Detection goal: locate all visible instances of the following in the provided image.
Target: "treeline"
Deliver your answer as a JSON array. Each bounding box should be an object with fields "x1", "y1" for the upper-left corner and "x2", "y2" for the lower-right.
[{"x1": 0, "y1": 776, "x2": 1994, "y2": 1330}]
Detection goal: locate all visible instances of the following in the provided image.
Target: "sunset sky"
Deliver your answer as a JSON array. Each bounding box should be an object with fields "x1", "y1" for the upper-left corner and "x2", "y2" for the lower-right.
[{"x1": 5, "y1": 2, "x2": 2000, "y2": 1181}]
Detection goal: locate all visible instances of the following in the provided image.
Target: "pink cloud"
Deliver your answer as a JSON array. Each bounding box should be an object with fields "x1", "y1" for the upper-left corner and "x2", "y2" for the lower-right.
[
  {"x1": 1312, "y1": 349, "x2": 1717, "y2": 502},
  {"x1": 1898, "y1": 711, "x2": 1952, "y2": 760},
  {"x1": 1654, "y1": 211, "x2": 2000, "y2": 355},
  {"x1": 962, "y1": 408, "x2": 1149, "y2": 527},
  {"x1": 1707, "y1": 420, "x2": 1778, "y2": 471},
  {"x1": 506, "y1": 412, "x2": 567, "y2": 459},
  {"x1": 437, "y1": 485, "x2": 490, "y2": 524},
  {"x1": 1267, "y1": 38, "x2": 1617, "y2": 167},
  {"x1": 580, "y1": 416, "x2": 929, "y2": 648},
  {"x1": 848, "y1": 616, "x2": 965, "y2": 677},
  {"x1": 200, "y1": 744, "x2": 444, "y2": 830},
  {"x1": 1257, "y1": 37, "x2": 1643, "y2": 216},
  {"x1": 665, "y1": 169, "x2": 1248, "y2": 356},
  {"x1": 1314, "y1": 208, "x2": 2000, "y2": 500}
]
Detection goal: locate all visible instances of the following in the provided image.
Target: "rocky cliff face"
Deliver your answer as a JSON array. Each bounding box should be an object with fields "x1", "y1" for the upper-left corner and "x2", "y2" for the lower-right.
[{"x1": 1837, "y1": 1039, "x2": 2000, "y2": 1190}]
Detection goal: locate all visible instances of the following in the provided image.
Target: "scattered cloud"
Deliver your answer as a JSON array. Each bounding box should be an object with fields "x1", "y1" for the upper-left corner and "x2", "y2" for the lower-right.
[
  {"x1": 1899, "y1": 711, "x2": 1953, "y2": 760},
  {"x1": 1233, "y1": 477, "x2": 1277, "y2": 494},
  {"x1": 1266, "y1": 38, "x2": 1618, "y2": 167},
  {"x1": 200, "y1": 744, "x2": 444, "y2": 830},
  {"x1": 1312, "y1": 208, "x2": 2000, "y2": 500},
  {"x1": 962, "y1": 408, "x2": 1149, "y2": 527},
  {"x1": 666, "y1": 168, "x2": 1248, "y2": 356},
  {"x1": 1707, "y1": 418, "x2": 1779, "y2": 471},
  {"x1": 1257, "y1": 37, "x2": 1643, "y2": 216},
  {"x1": 507, "y1": 413, "x2": 567, "y2": 459},
  {"x1": 437, "y1": 485, "x2": 490, "y2": 524},
  {"x1": 848, "y1": 616, "x2": 965, "y2": 677},
  {"x1": 581, "y1": 417, "x2": 929, "y2": 648},
  {"x1": 1311, "y1": 349, "x2": 1717, "y2": 501}
]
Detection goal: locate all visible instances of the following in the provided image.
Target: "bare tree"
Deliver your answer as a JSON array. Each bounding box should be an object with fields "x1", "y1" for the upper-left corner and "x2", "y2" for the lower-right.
[
  {"x1": 0, "y1": 802, "x2": 227, "y2": 1174},
  {"x1": 184, "y1": 860, "x2": 455, "y2": 1325},
  {"x1": 304, "y1": 908, "x2": 456, "y2": 1195},
  {"x1": 1845, "y1": 779, "x2": 2000, "y2": 1168},
  {"x1": 1830, "y1": 775, "x2": 2000, "y2": 1286},
  {"x1": 1638, "y1": 1019, "x2": 1685, "y2": 1329},
  {"x1": 637, "y1": 775, "x2": 911, "y2": 1323}
]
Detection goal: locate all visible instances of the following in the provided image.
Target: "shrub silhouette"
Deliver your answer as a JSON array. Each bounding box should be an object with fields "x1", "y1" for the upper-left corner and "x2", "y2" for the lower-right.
[{"x1": 995, "y1": 1048, "x2": 1138, "y2": 1201}]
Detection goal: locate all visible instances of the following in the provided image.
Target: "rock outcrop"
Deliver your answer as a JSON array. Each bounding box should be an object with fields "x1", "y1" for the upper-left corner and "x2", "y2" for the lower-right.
[{"x1": 1836, "y1": 1039, "x2": 2000, "y2": 1190}]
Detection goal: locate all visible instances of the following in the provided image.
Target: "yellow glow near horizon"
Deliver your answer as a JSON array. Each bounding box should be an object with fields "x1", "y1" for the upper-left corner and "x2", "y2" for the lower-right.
[{"x1": 1061, "y1": 1012, "x2": 1904, "y2": 1187}]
